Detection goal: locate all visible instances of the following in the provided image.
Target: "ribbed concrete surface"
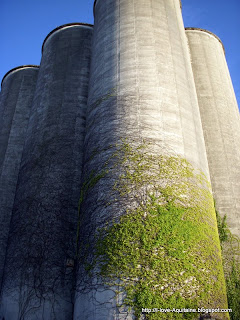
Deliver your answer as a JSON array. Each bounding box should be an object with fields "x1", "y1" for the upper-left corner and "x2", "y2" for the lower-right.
[
  {"x1": 0, "y1": 24, "x2": 93, "y2": 320},
  {"x1": 74, "y1": 1, "x2": 214, "y2": 319},
  {"x1": 186, "y1": 29, "x2": 240, "y2": 238},
  {"x1": 88, "y1": 0, "x2": 209, "y2": 176},
  {"x1": 0, "y1": 66, "x2": 39, "y2": 292}
]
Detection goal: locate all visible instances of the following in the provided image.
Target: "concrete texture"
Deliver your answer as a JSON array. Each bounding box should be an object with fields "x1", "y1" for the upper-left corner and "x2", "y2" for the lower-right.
[
  {"x1": 93, "y1": 0, "x2": 182, "y2": 14},
  {"x1": 0, "y1": 66, "x2": 39, "y2": 292},
  {"x1": 0, "y1": 24, "x2": 93, "y2": 320},
  {"x1": 74, "y1": 0, "x2": 216, "y2": 319},
  {"x1": 0, "y1": 2, "x2": 239, "y2": 320},
  {"x1": 186, "y1": 28, "x2": 240, "y2": 238}
]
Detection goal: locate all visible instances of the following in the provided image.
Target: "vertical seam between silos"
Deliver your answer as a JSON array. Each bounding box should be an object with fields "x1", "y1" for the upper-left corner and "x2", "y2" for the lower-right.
[
  {"x1": 1, "y1": 77, "x2": 23, "y2": 177},
  {"x1": 186, "y1": 33, "x2": 212, "y2": 181},
  {"x1": 174, "y1": 0, "x2": 199, "y2": 166},
  {"x1": 13, "y1": 72, "x2": 38, "y2": 206},
  {"x1": 0, "y1": 76, "x2": 22, "y2": 290},
  {"x1": 0, "y1": 78, "x2": 22, "y2": 176},
  {"x1": 163, "y1": 0, "x2": 184, "y2": 157},
  {"x1": 179, "y1": 17, "x2": 208, "y2": 174},
  {"x1": 174, "y1": 0, "x2": 205, "y2": 173}
]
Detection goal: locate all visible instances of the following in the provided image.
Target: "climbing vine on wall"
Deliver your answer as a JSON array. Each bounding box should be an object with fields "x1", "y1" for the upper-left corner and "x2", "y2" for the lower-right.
[
  {"x1": 78, "y1": 140, "x2": 229, "y2": 320},
  {"x1": 216, "y1": 210, "x2": 240, "y2": 320}
]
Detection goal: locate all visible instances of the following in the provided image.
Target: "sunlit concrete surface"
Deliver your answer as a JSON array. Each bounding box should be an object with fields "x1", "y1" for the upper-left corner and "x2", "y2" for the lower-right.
[{"x1": 186, "y1": 28, "x2": 240, "y2": 238}]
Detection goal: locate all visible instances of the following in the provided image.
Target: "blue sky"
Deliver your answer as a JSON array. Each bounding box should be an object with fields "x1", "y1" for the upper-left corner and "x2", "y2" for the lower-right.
[{"x1": 0, "y1": 0, "x2": 239, "y2": 107}]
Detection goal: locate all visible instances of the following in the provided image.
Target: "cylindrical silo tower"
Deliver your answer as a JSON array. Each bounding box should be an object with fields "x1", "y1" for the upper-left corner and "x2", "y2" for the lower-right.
[
  {"x1": 0, "y1": 66, "x2": 39, "y2": 291},
  {"x1": 74, "y1": 1, "x2": 228, "y2": 319},
  {"x1": 186, "y1": 28, "x2": 240, "y2": 239},
  {"x1": 0, "y1": 23, "x2": 93, "y2": 320}
]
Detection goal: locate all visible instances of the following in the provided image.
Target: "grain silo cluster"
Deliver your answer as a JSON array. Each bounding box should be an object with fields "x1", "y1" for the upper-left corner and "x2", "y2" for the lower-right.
[{"x1": 0, "y1": 0, "x2": 239, "y2": 319}]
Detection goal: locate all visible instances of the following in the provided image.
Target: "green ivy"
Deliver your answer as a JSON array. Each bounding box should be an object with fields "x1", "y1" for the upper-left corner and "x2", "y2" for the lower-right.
[
  {"x1": 78, "y1": 140, "x2": 229, "y2": 320},
  {"x1": 226, "y1": 260, "x2": 240, "y2": 320},
  {"x1": 216, "y1": 210, "x2": 229, "y2": 243},
  {"x1": 216, "y1": 210, "x2": 240, "y2": 320}
]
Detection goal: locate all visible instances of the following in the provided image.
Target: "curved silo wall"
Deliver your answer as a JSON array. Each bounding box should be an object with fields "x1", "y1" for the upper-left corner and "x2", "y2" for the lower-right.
[
  {"x1": 0, "y1": 66, "x2": 39, "y2": 291},
  {"x1": 0, "y1": 23, "x2": 93, "y2": 320},
  {"x1": 74, "y1": 1, "x2": 228, "y2": 319},
  {"x1": 186, "y1": 28, "x2": 240, "y2": 239}
]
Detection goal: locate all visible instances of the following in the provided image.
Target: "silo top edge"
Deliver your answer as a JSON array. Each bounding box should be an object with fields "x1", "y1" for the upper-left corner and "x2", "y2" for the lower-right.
[
  {"x1": 93, "y1": 0, "x2": 182, "y2": 15},
  {"x1": 185, "y1": 27, "x2": 225, "y2": 54},
  {"x1": 1, "y1": 65, "x2": 40, "y2": 88},
  {"x1": 41, "y1": 22, "x2": 94, "y2": 54}
]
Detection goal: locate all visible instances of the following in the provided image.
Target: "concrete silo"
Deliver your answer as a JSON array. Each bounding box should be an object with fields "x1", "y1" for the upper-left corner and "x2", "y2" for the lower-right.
[
  {"x1": 74, "y1": 1, "x2": 228, "y2": 319},
  {"x1": 0, "y1": 66, "x2": 39, "y2": 291},
  {"x1": 0, "y1": 23, "x2": 93, "y2": 320},
  {"x1": 186, "y1": 28, "x2": 240, "y2": 239}
]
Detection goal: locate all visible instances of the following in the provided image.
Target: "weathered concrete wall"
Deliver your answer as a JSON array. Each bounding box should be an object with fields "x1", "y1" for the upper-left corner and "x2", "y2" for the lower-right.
[
  {"x1": 186, "y1": 28, "x2": 240, "y2": 238},
  {"x1": 73, "y1": 1, "x2": 226, "y2": 319},
  {"x1": 87, "y1": 0, "x2": 209, "y2": 177},
  {"x1": 0, "y1": 66, "x2": 39, "y2": 292},
  {"x1": 0, "y1": 24, "x2": 93, "y2": 320}
]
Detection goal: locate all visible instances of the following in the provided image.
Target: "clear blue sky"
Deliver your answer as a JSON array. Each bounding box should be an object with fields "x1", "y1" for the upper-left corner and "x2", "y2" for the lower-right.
[{"x1": 0, "y1": 0, "x2": 239, "y2": 107}]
